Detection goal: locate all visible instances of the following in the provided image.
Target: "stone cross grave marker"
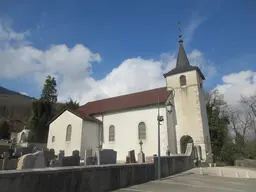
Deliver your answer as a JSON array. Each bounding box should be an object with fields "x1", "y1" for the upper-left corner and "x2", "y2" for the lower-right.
[{"x1": 138, "y1": 140, "x2": 145, "y2": 163}]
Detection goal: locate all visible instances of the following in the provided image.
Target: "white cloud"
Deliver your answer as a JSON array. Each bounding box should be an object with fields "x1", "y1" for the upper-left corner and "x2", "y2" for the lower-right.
[
  {"x1": 183, "y1": 17, "x2": 206, "y2": 46},
  {"x1": 216, "y1": 71, "x2": 256, "y2": 105},
  {"x1": 0, "y1": 20, "x2": 217, "y2": 104},
  {"x1": 20, "y1": 92, "x2": 28, "y2": 96}
]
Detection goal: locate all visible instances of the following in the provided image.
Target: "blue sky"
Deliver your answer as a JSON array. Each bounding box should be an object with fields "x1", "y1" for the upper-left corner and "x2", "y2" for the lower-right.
[{"x1": 0, "y1": 0, "x2": 256, "y2": 104}]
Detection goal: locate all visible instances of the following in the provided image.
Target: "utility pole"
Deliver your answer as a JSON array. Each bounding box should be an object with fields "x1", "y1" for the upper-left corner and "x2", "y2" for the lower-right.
[{"x1": 157, "y1": 96, "x2": 161, "y2": 180}]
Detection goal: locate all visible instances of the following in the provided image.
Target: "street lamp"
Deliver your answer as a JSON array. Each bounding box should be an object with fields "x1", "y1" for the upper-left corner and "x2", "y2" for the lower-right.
[
  {"x1": 157, "y1": 98, "x2": 164, "y2": 180},
  {"x1": 157, "y1": 87, "x2": 175, "y2": 180},
  {"x1": 166, "y1": 100, "x2": 174, "y2": 114}
]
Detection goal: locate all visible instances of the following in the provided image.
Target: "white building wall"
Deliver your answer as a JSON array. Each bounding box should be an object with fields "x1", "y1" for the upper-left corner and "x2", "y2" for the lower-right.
[
  {"x1": 80, "y1": 121, "x2": 100, "y2": 159},
  {"x1": 94, "y1": 105, "x2": 169, "y2": 161},
  {"x1": 47, "y1": 110, "x2": 83, "y2": 156},
  {"x1": 166, "y1": 70, "x2": 210, "y2": 161}
]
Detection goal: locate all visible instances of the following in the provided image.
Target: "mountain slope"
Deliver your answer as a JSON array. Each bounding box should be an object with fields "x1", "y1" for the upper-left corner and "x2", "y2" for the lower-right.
[{"x1": 0, "y1": 86, "x2": 34, "y2": 120}]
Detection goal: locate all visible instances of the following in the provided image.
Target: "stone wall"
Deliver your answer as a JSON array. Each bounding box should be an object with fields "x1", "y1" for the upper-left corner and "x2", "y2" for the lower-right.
[
  {"x1": 154, "y1": 155, "x2": 194, "y2": 178},
  {"x1": 235, "y1": 159, "x2": 256, "y2": 168},
  {"x1": 0, "y1": 163, "x2": 155, "y2": 192}
]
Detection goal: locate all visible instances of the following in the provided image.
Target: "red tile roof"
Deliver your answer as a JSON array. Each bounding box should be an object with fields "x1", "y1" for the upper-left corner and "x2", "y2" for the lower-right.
[
  {"x1": 48, "y1": 108, "x2": 102, "y2": 125},
  {"x1": 78, "y1": 87, "x2": 169, "y2": 115}
]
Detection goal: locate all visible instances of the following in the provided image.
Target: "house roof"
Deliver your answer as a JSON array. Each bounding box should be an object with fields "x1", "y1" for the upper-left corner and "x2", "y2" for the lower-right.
[
  {"x1": 78, "y1": 87, "x2": 170, "y2": 115},
  {"x1": 48, "y1": 108, "x2": 102, "y2": 125},
  {"x1": 163, "y1": 40, "x2": 205, "y2": 80}
]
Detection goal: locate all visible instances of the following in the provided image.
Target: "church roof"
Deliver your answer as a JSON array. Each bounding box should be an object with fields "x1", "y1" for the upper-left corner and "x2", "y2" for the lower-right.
[
  {"x1": 48, "y1": 108, "x2": 102, "y2": 125},
  {"x1": 163, "y1": 40, "x2": 205, "y2": 80},
  {"x1": 78, "y1": 87, "x2": 169, "y2": 115}
]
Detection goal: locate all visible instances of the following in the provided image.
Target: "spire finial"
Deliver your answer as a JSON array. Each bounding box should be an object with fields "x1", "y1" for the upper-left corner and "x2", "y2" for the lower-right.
[{"x1": 177, "y1": 22, "x2": 183, "y2": 43}]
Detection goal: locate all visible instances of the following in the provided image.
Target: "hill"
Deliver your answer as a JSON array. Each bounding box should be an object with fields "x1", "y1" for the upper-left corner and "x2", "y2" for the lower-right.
[
  {"x1": 0, "y1": 86, "x2": 35, "y2": 121},
  {"x1": 0, "y1": 86, "x2": 66, "y2": 122}
]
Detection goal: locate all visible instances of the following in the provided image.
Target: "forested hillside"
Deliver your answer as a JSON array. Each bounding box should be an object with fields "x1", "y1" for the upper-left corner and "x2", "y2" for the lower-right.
[{"x1": 0, "y1": 86, "x2": 35, "y2": 121}]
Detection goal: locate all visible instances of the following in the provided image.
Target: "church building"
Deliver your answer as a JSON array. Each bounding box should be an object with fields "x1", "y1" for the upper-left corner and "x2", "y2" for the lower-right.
[{"x1": 47, "y1": 39, "x2": 212, "y2": 162}]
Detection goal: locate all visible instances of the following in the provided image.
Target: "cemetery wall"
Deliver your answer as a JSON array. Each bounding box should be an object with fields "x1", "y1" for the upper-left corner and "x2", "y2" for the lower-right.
[
  {"x1": 235, "y1": 159, "x2": 256, "y2": 168},
  {"x1": 0, "y1": 154, "x2": 194, "y2": 192}
]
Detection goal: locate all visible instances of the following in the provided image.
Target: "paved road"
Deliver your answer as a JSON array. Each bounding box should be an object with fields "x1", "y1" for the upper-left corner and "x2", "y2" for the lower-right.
[{"x1": 113, "y1": 172, "x2": 256, "y2": 192}]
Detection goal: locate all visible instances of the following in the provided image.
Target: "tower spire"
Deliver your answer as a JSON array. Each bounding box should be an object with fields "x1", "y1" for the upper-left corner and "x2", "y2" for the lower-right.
[
  {"x1": 178, "y1": 22, "x2": 183, "y2": 43},
  {"x1": 163, "y1": 22, "x2": 205, "y2": 80},
  {"x1": 176, "y1": 22, "x2": 190, "y2": 68}
]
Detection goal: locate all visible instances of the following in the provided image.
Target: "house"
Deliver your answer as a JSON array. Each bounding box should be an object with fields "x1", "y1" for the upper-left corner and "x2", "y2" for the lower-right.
[
  {"x1": 8, "y1": 119, "x2": 27, "y2": 143},
  {"x1": 47, "y1": 38, "x2": 212, "y2": 162}
]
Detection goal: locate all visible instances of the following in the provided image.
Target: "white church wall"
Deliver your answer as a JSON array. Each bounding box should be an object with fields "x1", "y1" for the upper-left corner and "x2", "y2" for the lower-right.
[
  {"x1": 94, "y1": 105, "x2": 168, "y2": 161},
  {"x1": 198, "y1": 76, "x2": 212, "y2": 156},
  {"x1": 165, "y1": 100, "x2": 177, "y2": 154},
  {"x1": 47, "y1": 110, "x2": 83, "y2": 156},
  {"x1": 80, "y1": 120, "x2": 100, "y2": 159},
  {"x1": 166, "y1": 70, "x2": 210, "y2": 161}
]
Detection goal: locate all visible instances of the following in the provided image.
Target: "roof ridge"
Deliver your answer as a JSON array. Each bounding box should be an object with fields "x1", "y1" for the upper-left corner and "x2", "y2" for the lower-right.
[{"x1": 80, "y1": 87, "x2": 166, "y2": 107}]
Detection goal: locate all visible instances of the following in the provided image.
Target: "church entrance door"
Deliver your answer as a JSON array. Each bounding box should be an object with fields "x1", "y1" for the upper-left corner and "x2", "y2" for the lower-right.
[{"x1": 180, "y1": 135, "x2": 193, "y2": 154}]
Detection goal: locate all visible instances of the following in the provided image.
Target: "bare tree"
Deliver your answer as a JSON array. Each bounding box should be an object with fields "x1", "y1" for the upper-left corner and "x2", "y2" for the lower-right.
[
  {"x1": 240, "y1": 94, "x2": 256, "y2": 141},
  {"x1": 241, "y1": 94, "x2": 256, "y2": 117}
]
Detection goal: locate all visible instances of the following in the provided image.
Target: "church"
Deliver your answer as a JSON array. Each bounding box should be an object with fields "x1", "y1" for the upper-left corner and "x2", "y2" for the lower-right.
[{"x1": 47, "y1": 38, "x2": 212, "y2": 162}]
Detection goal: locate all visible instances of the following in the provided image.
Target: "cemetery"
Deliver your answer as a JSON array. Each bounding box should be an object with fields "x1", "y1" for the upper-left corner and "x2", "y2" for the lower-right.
[{"x1": 0, "y1": 138, "x2": 195, "y2": 192}]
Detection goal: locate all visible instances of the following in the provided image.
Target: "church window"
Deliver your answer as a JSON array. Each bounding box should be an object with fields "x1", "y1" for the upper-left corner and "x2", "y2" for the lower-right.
[
  {"x1": 138, "y1": 122, "x2": 146, "y2": 140},
  {"x1": 109, "y1": 125, "x2": 115, "y2": 142},
  {"x1": 66, "y1": 124, "x2": 72, "y2": 141},
  {"x1": 179, "y1": 75, "x2": 187, "y2": 86},
  {"x1": 52, "y1": 136, "x2": 55, "y2": 143}
]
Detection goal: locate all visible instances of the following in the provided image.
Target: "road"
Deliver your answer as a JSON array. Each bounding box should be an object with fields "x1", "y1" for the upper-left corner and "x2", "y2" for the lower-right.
[{"x1": 113, "y1": 172, "x2": 256, "y2": 192}]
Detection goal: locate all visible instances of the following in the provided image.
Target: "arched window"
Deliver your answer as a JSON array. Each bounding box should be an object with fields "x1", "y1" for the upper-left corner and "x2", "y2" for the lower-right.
[
  {"x1": 109, "y1": 125, "x2": 115, "y2": 142},
  {"x1": 66, "y1": 124, "x2": 72, "y2": 141},
  {"x1": 52, "y1": 136, "x2": 55, "y2": 143},
  {"x1": 179, "y1": 75, "x2": 187, "y2": 86},
  {"x1": 138, "y1": 122, "x2": 146, "y2": 140}
]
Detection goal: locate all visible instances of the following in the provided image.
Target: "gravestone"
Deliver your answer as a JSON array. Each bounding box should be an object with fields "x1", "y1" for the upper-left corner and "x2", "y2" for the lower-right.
[
  {"x1": 43, "y1": 149, "x2": 55, "y2": 167},
  {"x1": 137, "y1": 140, "x2": 145, "y2": 163},
  {"x1": 17, "y1": 151, "x2": 46, "y2": 170},
  {"x1": 61, "y1": 150, "x2": 80, "y2": 167},
  {"x1": 84, "y1": 148, "x2": 93, "y2": 165},
  {"x1": 49, "y1": 159, "x2": 61, "y2": 167},
  {"x1": 96, "y1": 149, "x2": 117, "y2": 165},
  {"x1": 127, "y1": 150, "x2": 136, "y2": 163},
  {"x1": 58, "y1": 150, "x2": 65, "y2": 166},
  {"x1": 72, "y1": 150, "x2": 79, "y2": 157}
]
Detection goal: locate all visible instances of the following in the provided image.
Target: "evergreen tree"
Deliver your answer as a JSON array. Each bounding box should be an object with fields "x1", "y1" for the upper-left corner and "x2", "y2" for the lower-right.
[
  {"x1": 40, "y1": 75, "x2": 58, "y2": 103},
  {"x1": 65, "y1": 98, "x2": 80, "y2": 110},
  {"x1": 27, "y1": 101, "x2": 52, "y2": 142}
]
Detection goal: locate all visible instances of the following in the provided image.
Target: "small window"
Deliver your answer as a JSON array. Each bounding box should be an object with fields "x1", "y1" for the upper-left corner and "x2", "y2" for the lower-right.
[
  {"x1": 138, "y1": 122, "x2": 146, "y2": 140},
  {"x1": 52, "y1": 136, "x2": 55, "y2": 143},
  {"x1": 66, "y1": 124, "x2": 72, "y2": 141},
  {"x1": 179, "y1": 75, "x2": 187, "y2": 86},
  {"x1": 109, "y1": 125, "x2": 115, "y2": 142}
]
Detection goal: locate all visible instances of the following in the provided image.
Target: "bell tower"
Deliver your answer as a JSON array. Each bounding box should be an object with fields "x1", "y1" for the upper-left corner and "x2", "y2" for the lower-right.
[{"x1": 163, "y1": 33, "x2": 212, "y2": 162}]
